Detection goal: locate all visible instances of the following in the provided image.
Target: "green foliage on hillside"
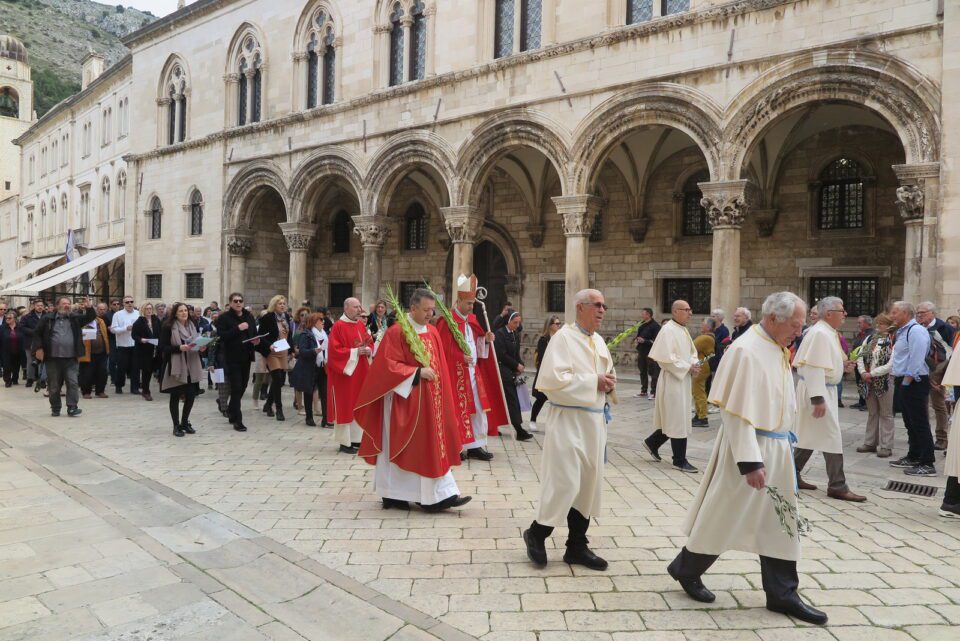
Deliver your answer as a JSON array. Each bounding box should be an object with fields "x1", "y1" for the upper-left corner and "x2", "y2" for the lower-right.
[{"x1": 32, "y1": 68, "x2": 81, "y2": 117}]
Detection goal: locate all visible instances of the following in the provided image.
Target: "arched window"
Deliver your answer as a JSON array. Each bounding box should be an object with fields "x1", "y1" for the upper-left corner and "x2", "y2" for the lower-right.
[
  {"x1": 116, "y1": 171, "x2": 126, "y2": 221},
  {"x1": 322, "y1": 28, "x2": 336, "y2": 104},
  {"x1": 332, "y1": 210, "x2": 352, "y2": 253},
  {"x1": 494, "y1": 0, "x2": 515, "y2": 58},
  {"x1": 49, "y1": 198, "x2": 57, "y2": 235},
  {"x1": 302, "y1": 7, "x2": 338, "y2": 108},
  {"x1": 662, "y1": 0, "x2": 690, "y2": 16},
  {"x1": 520, "y1": 0, "x2": 542, "y2": 51},
  {"x1": 0, "y1": 86, "x2": 18, "y2": 118},
  {"x1": 189, "y1": 190, "x2": 203, "y2": 236},
  {"x1": 167, "y1": 87, "x2": 177, "y2": 144},
  {"x1": 818, "y1": 158, "x2": 865, "y2": 230},
  {"x1": 61, "y1": 193, "x2": 68, "y2": 218},
  {"x1": 681, "y1": 170, "x2": 711, "y2": 237},
  {"x1": 307, "y1": 34, "x2": 319, "y2": 109},
  {"x1": 233, "y1": 32, "x2": 264, "y2": 125},
  {"x1": 389, "y1": 3, "x2": 405, "y2": 87},
  {"x1": 409, "y1": 1, "x2": 426, "y2": 81},
  {"x1": 404, "y1": 203, "x2": 427, "y2": 250},
  {"x1": 251, "y1": 54, "x2": 263, "y2": 123},
  {"x1": 40, "y1": 202, "x2": 47, "y2": 238},
  {"x1": 149, "y1": 197, "x2": 162, "y2": 240},
  {"x1": 101, "y1": 177, "x2": 111, "y2": 223},
  {"x1": 160, "y1": 61, "x2": 188, "y2": 145},
  {"x1": 238, "y1": 59, "x2": 248, "y2": 125},
  {"x1": 627, "y1": 0, "x2": 653, "y2": 24}
]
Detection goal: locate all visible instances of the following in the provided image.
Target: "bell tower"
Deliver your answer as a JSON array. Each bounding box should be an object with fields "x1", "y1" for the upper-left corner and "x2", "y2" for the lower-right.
[{"x1": 0, "y1": 34, "x2": 33, "y2": 201}]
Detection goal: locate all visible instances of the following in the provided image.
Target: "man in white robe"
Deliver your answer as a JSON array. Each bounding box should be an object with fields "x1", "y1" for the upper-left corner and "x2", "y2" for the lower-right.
[
  {"x1": 793, "y1": 296, "x2": 865, "y2": 502},
  {"x1": 939, "y1": 351, "x2": 960, "y2": 517},
  {"x1": 668, "y1": 291, "x2": 828, "y2": 625},
  {"x1": 523, "y1": 289, "x2": 617, "y2": 571},
  {"x1": 644, "y1": 300, "x2": 700, "y2": 472}
]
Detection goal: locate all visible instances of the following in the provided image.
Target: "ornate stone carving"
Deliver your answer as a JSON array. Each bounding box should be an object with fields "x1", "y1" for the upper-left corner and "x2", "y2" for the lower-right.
[
  {"x1": 279, "y1": 222, "x2": 316, "y2": 252},
  {"x1": 552, "y1": 195, "x2": 603, "y2": 238},
  {"x1": 895, "y1": 185, "x2": 924, "y2": 221},
  {"x1": 440, "y1": 206, "x2": 483, "y2": 244},
  {"x1": 628, "y1": 218, "x2": 650, "y2": 243},
  {"x1": 351, "y1": 215, "x2": 390, "y2": 249},
  {"x1": 528, "y1": 224, "x2": 545, "y2": 248},
  {"x1": 698, "y1": 180, "x2": 754, "y2": 230},
  {"x1": 752, "y1": 209, "x2": 779, "y2": 237},
  {"x1": 226, "y1": 234, "x2": 252, "y2": 257}
]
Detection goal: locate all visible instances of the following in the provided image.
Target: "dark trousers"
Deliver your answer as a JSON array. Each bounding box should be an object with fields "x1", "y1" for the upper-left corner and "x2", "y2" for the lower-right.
[
  {"x1": 137, "y1": 348, "x2": 155, "y2": 394},
  {"x1": 503, "y1": 378, "x2": 523, "y2": 432},
  {"x1": 793, "y1": 448, "x2": 849, "y2": 493},
  {"x1": 637, "y1": 350, "x2": 660, "y2": 394},
  {"x1": 305, "y1": 365, "x2": 328, "y2": 424},
  {"x1": 265, "y1": 369, "x2": 285, "y2": 410},
  {"x1": 528, "y1": 508, "x2": 590, "y2": 548},
  {"x1": 645, "y1": 429, "x2": 688, "y2": 466},
  {"x1": 46, "y1": 358, "x2": 80, "y2": 411},
  {"x1": 894, "y1": 376, "x2": 934, "y2": 465},
  {"x1": 530, "y1": 390, "x2": 547, "y2": 422},
  {"x1": 168, "y1": 384, "x2": 197, "y2": 427},
  {"x1": 79, "y1": 352, "x2": 108, "y2": 395},
  {"x1": 114, "y1": 347, "x2": 139, "y2": 392},
  {"x1": 226, "y1": 360, "x2": 252, "y2": 424},
  {"x1": 108, "y1": 341, "x2": 118, "y2": 386},
  {"x1": 668, "y1": 546, "x2": 799, "y2": 602},
  {"x1": 3, "y1": 364, "x2": 19, "y2": 385},
  {"x1": 944, "y1": 476, "x2": 960, "y2": 506}
]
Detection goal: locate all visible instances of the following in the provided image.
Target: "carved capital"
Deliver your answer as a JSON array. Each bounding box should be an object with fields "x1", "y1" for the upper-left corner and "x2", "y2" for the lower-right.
[
  {"x1": 628, "y1": 217, "x2": 650, "y2": 243},
  {"x1": 752, "y1": 208, "x2": 779, "y2": 237},
  {"x1": 895, "y1": 185, "x2": 925, "y2": 221},
  {"x1": 351, "y1": 215, "x2": 390, "y2": 249},
  {"x1": 440, "y1": 206, "x2": 483, "y2": 244},
  {"x1": 226, "y1": 232, "x2": 253, "y2": 257},
  {"x1": 291, "y1": 51, "x2": 308, "y2": 62},
  {"x1": 698, "y1": 179, "x2": 754, "y2": 229},
  {"x1": 223, "y1": 73, "x2": 240, "y2": 83},
  {"x1": 552, "y1": 195, "x2": 604, "y2": 238},
  {"x1": 279, "y1": 222, "x2": 316, "y2": 252},
  {"x1": 892, "y1": 163, "x2": 938, "y2": 222}
]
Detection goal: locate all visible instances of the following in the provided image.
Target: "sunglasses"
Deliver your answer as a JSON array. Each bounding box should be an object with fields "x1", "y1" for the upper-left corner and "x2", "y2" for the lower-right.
[
  {"x1": 580, "y1": 302, "x2": 608, "y2": 311},
  {"x1": 232, "y1": 299, "x2": 243, "y2": 303},
  {"x1": 551, "y1": 320, "x2": 561, "y2": 325},
  {"x1": 123, "y1": 301, "x2": 134, "y2": 305}
]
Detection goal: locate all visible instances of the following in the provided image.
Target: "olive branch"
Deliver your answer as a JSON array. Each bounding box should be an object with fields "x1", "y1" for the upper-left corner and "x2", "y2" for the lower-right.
[
  {"x1": 606, "y1": 320, "x2": 644, "y2": 350},
  {"x1": 766, "y1": 485, "x2": 813, "y2": 539},
  {"x1": 423, "y1": 280, "x2": 472, "y2": 356}
]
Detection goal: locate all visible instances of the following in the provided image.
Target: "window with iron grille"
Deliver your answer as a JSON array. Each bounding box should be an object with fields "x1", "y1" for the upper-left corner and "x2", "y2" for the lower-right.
[
  {"x1": 399, "y1": 281, "x2": 420, "y2": 307},
  {"x1": 307, "y1": 37, "x2": 319, "y2": 108},
  {"x1": 494, "y1": 0, "x2": 515, "y2": 58},
  {"x1": 810, "y1": 277, "x2": 878, "y2": 318},
  {"x1": 389, "y1": 4, "x2": 405, "y2": 86},
  {"x1": 238, "y1": 62, "x2": 247, "y2": 125},
  {"x1": 189, "y1": 191, "x2": 203, "y2": 236},
  {"x1": 662, "y1": 0, "x2": 690, "y2": 15},
  {"x1": 251, "y1": 65, "x2": 262, "y2": 123},
  {"x1": 627, "y1": 0, "x2": 653, "y2": 23},
  {"x1": 167, "y1": 89, "x2": 176, "y2": 145},
  {"x1": 662, "y1": 278, "x2": 711, "y2": 314},
  {"x1": 520, "y1": 0, "x2": 542, "y2": 51},
  {"x1": 589, "y1": 209, "x2": 602, "y2": 242},
  {"x1": 146, "y1": 274, "x2": 162, "y2": 299},
  {"x1": 149, "y1": 197, "x2": 162, "y2": 240},
  {"x1": 682, "y1": 170, "x2": 711, "y2": 237},
  {"x1": 546, "y1": 281, "x2": 565, "y2": 313},
  {"x1": 410, "y1": 1, "x2": 427, "y2": 81},
  {"x1": 818, "y1": 158, "x2": 864, "y2": 230},
  {"x1": 329, "y1": 282, "x2": 354, "y2": 308},
  {"x1": 177, "y1": 96, "x2": 186, "y2": 143},
  {"x1": 185, "y1": 273, "x2": 204, "y2": 299},
  {"x1": 332, "y1": 210, "x2": 351, "y2": 253},
  {"x1": 322, "y1": 32, "x2": 336, "y2": 104},
  {"x1": 404, "y1": 203, "x2": 427, "y2": 250}
]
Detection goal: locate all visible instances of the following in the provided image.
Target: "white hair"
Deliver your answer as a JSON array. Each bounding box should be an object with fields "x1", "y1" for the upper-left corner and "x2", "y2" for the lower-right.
[
  {"x1": 918, "y1": 301, "x2": 936, "y2": 314},
  {"x1": 816, "y1": 296, "x2": 843, "y2": 317},
  {"x1": 735, "y1": 306, "x2": 752, "y2": 320},
  {"x1": 892, "y1": 300, "x2": 915, "y2": 317},
  {"x1": 711, "y1": 308, "x2": 725, "y2": 320},
  {"x1": 761, "y1": 292, "x2": 805, "y2": 322},
  {"x1": 573, "y1": 289, "x2": 601, "y2": 306}
]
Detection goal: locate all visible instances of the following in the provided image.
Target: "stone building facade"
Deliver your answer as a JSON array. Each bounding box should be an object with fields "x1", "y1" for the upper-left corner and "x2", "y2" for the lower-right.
[{"x1": 10, "y1": 0, "x2": 960, "y2": 358}]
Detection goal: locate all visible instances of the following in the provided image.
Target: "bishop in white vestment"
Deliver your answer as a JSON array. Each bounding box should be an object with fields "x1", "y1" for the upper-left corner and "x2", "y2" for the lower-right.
[
  {"x1": 668, "y1": 292, "x2": 828, "y2": 626},
  {"x1": 644, "y1": 300, "x2": 700, "y2": 472},
  {"x1": 792, "y1": 297, "x2": 865, "y2": 501},
  {"x1": 523, "y1": 289, "x2": 617, "y2": 572}
]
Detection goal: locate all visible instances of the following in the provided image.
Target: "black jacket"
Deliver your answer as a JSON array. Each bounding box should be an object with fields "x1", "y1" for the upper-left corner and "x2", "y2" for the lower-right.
[
  {"x1": 256, "y1": 312, "x2": 293, "y2": 357},
  {"x1": 18, "y1": 310, "x2": 42, "y2": 345},
  {"x1": 132, "y1": 315, "x2": 161, "y2": 359},
  {"x1": 495, "y1": 327, "x2": 523, "y2": 378},
  {"x1": 731, "y1": 320, "x2": 753, "y2": 342},
  {"x1": 635, "y1": 319, "x2": 661, "y2": 353},
  {"x1": 930, "y1": 318, "x2": 957, "y2": 349},
  {"x1": 215, "y1": 308, "x2": 259, "y2": 365},
  {"x1": 32, "y1": 307, "x2": 97, "y2": 359},
  {"x1": 0, "y1": 324, "x2": 25, "y2": 372}
]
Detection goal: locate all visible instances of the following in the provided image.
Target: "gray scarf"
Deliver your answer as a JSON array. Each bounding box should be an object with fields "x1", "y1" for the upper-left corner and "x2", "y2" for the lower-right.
[{"x1": 164, "y1": 320, "x2": 203, "y2": 390}]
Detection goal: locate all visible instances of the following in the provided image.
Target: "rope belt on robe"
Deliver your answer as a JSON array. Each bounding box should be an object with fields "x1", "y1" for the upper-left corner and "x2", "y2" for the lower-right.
[
  {"x1": 754, "y1": 429, "x2": 798, "y2": 491},
  {"x1": 547, "y1": 401, "x2": 612, "y2": 463}
]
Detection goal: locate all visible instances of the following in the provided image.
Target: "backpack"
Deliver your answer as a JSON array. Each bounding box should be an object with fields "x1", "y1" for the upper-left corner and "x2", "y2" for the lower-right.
[{"x1": 926, "y1": 327, "x2": 952, "y2": 371}]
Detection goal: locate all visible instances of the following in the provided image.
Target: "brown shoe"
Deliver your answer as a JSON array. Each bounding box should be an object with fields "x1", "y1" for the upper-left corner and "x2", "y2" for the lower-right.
[
  {"x1": 827, "y1": 489, "x2": 867, "y2": 502},
  {"x1": 82, "y1": 393, "x2": 92, "y2": 399},
  {"x1": 856, "y1": 445, "x2": 877, "y2": 453},
  {"x1": 935, "y1": 441, "x2": 948, "y2": 451},
  {"x1": 797, "y1": 477, "x2": 818, "y2": 491},
  {"x1": 142, "y1": 393, "x2": 153, "y2": 402},
  {"x1": 876, "y1": 448, "x2": 892, "y2": 458},
  {"x1": 95, "y1": 393, "x2": 109, "y2": 398}
]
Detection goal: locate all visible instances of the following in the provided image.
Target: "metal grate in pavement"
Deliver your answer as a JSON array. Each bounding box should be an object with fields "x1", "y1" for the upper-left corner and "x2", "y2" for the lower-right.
[{"x1": 884, "y1": 480, "x2": 938, "y2": 497}]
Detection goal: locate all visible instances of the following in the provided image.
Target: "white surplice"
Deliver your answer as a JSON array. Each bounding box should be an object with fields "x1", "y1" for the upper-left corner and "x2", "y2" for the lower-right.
[
  {"x1": 459, "y1": 315, "x2": 488, "y2": 450},
  {"x1": 373, "y1": 318, "x2": 460, "y2": 504},
  {"x1": 650, "y1": 319, "x2": 697, "y2": 439},
  {"x1": 943, "y1": 354, "x2": 960, "y2": 478},
  {"x1": 793, "y1": 320, "x2": 844, "y2": 454},
  {"x1": 535, "y1": 324, "x2": 617, "y2": 527}
]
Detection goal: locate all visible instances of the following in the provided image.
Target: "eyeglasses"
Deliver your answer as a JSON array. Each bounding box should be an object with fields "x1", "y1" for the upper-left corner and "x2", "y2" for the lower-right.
[
  {"x1": 676, "y1": 307, "x2": 692, "y2": 313},
  {"x1": 826, "y1": 308, "x2": 846, "y2": 314},
  {"x1": 123, "y1": 300, "x2": 134, "y2": 305},
  {"x1": 551, "y1": 320, "x2": 562, "y2": 325},
  {"x1": 580, "y1": 302, "x2": 608, "y2": 311},
  {"x1": 232, "y1": 299, "x2": 243, "y2": 304}
]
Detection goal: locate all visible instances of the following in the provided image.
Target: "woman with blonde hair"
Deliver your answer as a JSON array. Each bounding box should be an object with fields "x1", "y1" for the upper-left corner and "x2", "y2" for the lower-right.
[
  {"x1": 530, "y1": 315, "x2": 562, "y2": 430},
  {"x1": 856, "y1": 312, "x2": 896, "y2": 457},
  {"x1": 132, "y1": 302, "x2": 161, "y2": 401},
  {"x1": 257, "y1": 295, "x2": 293, "y2": 421}
]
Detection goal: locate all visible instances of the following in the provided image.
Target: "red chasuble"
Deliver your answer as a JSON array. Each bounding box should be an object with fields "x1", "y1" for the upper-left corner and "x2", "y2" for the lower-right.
[
  {"x1": 355, "y1": 323, "x2": 463, "y2": 479},
  {"x1": 436, "y1": 312, "x2": 509, "y2": 440},
  {"x1": 327, "y1": 318, "x2": 372, "y2": 424}
]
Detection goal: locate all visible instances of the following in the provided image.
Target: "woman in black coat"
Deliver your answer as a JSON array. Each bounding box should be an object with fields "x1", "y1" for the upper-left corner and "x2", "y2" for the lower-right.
[
  {"x1": 132, "y1": 303, "x2": 161, "y2": 401},
  {"x1": 257, "y1": 295, "x2": 293, "y2": 421},
  {"x1": 495, "y1": 311, "x2": 532, "y2": 441},
  {"x1": 530, "y1": 315, "x2": 562, "y2": 427},
  {"x1": 0, "y1": 311, "x2": 25, "y2": 387},
  {"x1": 289, "y1": 313, "x2": 331, "y2": 427}
]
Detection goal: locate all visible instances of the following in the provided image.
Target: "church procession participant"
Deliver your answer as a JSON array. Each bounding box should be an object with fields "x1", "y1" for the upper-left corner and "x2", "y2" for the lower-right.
[
  {"x1": 939, "y1": 345, "x2": 960, "y2": 518},
  {"x1": 792, "y1": 297, "x2": 866, "y2": 501},
  {"x1": 257, "y1": 295, "x2": 293, "y2": 421},
  {"x1": 355, "y1": 288, "x2": 471, "y2": 512},
  {"x1": 643, "y1": 300, "x2": 700, "y2": 472},
  {"x1": 667, "y1": 291, "x2": 828, "y2": 625},
  {"x1": 214, "y1": 292, "x2": 260, "y2": 432},
  {"x1": 327, "y1": 297, "x2": 373, "y2": 454},
  {"x1": 523, "y1": 289, "x2": 617, "y2": 572},
  {"x1": 434, "y1": 274, "x2": 506, "y2": 462}
]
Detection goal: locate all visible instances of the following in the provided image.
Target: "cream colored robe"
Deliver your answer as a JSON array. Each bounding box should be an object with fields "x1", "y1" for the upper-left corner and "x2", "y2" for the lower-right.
[
  {"x1": 943, "y1": 354, "x2": 960, "y2": 478},
  {"x1": 793, "y1": 320, "x2": 844, "y2": 454},
  {"x1": 684, "y1": 325, "x2": 802, "y2": 561},
  {"x1": 535, "y1": 324, "x2": 617, "y2": 527},
  {"x1": 650, "y1": 320, "x2": 697, "y2": 438}
]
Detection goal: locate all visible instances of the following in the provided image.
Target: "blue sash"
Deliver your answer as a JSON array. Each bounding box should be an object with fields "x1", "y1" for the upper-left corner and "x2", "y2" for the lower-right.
[
  {"x1": 548, "y1": 402, "x2": 612, "y2": 424},
  {"x1": 755, "y1": 429, "x2": 798, "y2": 491}
]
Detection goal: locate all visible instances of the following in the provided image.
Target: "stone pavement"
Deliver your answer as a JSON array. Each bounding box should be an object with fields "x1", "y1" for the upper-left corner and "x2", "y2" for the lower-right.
[{"x1": 0, "y1": 378, "x2": 958, "y2": 641}]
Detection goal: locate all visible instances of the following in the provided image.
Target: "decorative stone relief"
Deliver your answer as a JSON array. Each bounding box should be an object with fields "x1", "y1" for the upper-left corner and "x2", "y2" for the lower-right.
[
  {"x1": 698, "y1": 180, "x2": 754, "y2": 230},
  {"x1": 895, "y1": 185, "x2": 924, "y2": 221},
  {"x1": 752, "y1": 209, "x2": 779, "y2": 237},
  {"x1": 279, "y1": 222, "x2": 316, "y2": 252},
  {"x1": 628, "y1": 218, "x2": 650, "y2": 243},
  {"x1": 440, "y1": 206, "x2": 483, "y2": 245},
  {"x1": 351, "y1": 215, "x2": 390, "y2": 249},
  {"x1": 552, "y1": 195, "x2": 604, "y2": 238},
  {"x1": 226, "y1": 235, "x2": 252, "y2": 257},
  {"x1": 528, "y1": 224, "x2": 545, "y2": 248}
]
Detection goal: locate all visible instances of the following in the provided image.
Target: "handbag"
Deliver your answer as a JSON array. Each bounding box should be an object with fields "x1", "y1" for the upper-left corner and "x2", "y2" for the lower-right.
[{"x1": 517, "y1": 381, "x2": 533, "y2": 412}]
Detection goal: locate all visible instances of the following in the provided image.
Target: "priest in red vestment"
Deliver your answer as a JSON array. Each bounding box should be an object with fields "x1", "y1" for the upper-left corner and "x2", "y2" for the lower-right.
[
  {"x1": 327, "y1": 297, "x2": 372, "y2": 454},
  {"x1": 436, "y1": 274, "x2": 508, "y2": 461},
  {"x1": 355, "y1": 288, "x2": 471, "y2": 512}
]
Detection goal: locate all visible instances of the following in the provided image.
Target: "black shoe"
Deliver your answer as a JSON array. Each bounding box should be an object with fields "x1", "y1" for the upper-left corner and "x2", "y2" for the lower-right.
[
  {"x1": 234, "y1": 423, "x2": 248, "y2": 432},
  {"x1": 563, "y1": 545, "x2": 608, "y2": 571},
  {"x1": 276, "y1": 407, "x2": 285, "y2": 421},
  {"x1": 939, "y1": 502, "x2": 960, "y2": 518},
  {"x1": 516, "y1": 429, "x2": 534, "y2": 441},
  {"x1": 182, "y1": 422, "x2": 196, "y2": 434},
  {"x1": 837, "y1": 401, "x2": 845, "y2": 408},
  {"x1": 419, "y1": 494, "x2": 471, "y2": 513},
  {"x1": 904, "y1": 464, "x2": 936, "y2": 476},
  {"x1": 890, "y1": 456, "x2": 919, "y2": 468},
  {"x1": 523, "y1": 528, "x2": 547, "y2": 567},
  {"x1": 766, "y1": 596, "x2": 828, "y2": 625},
  {"x1": 322, "y1": 422, "x2": 334, "y2": 428},
  {"x1": 131, "y1": 388, "x2": 141, "y2": 395},
  {"x1": 460, "y1": 451, "x2": 467, "y2": 461},
  {"x1": 305, "y1": 418, "x2": 317, "y2": 427},
  {"x1": 676, "y1": 577, "x2": 716, "y2": 603},
  {"x1": 643, "y1": 439, "x2": 661, "y2": 462},
  {"x1": 351, "y1": 442, "x2": 361, "y2": 448},
  {"x1": 674, "y1": 461, "x2": 698, "y2": 473},
  {"x1": 25, "y1": 380, "x2": 33, "y2": 387},
  {"x1": 466, "y1": 448, "x2": 494, "y2": 461},
  {"x1": 196, "y1": 388, "x2": 204, "y2": 395},
  {"x1": 115, "y1": 387, "x2": 123, "y2": 394},
  {"x1": 51, "y1": 409, "x2": 61, "y2": 417},
  {"x1": 173, "y1": 425, "x2": 185, "y2": 437},
  {"x1": 691, "y1": 417, "x2": 709, "y2": 427},
  {"x1": 339, "y1": 445, "x2": 358, "y2": 454},
  {"x1": 67, "y1": 407, "x2": 82, "y2": 417},
  {"x1": 382, "y1": 498, "x2": 410, "y2": 510},
  {"x1": 264, "y1": 406, "x2": 275, "y2": 417}
]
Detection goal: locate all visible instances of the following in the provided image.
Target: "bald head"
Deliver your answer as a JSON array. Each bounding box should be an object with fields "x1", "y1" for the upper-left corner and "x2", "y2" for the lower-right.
[
  {"x1": 343, "y1": 297, "x2": 363, "y2": 320},
  {"x1": 672, "y1": 300, "x2": 693, "y2": 326}
]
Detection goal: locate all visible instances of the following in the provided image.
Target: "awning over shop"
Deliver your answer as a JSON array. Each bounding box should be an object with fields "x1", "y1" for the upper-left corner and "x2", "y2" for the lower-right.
[
  {"x1": 0, "y1": 246, "x2": 125, "y2": 297},
  {"x1": 0, "y1": 254, "x2": 63, "y2": 289}
]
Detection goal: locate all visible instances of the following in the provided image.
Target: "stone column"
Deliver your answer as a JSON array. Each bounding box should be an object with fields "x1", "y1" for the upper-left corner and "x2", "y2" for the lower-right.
[
  {"x1": 893, "y1": 162, "x2": 940, "y2": 303},
  {"x1": 440, "y1": 206, "x2": 484, "y2": 292},
  {"x1": 279, "y1": 223, "x2": 316, "y2": 306},
  {"x1": 552, "y1": 195, "x2": 603, "y2": 322},
  {"x1": 352, "y1": 215, "x2": 390, "y2": 306},
  {"x1": 699, "y1": 180, "x2": 752, "y2": 318},
  {"x1": 402, "y1": 17, "x2": 414, "y2": 83},
  {"x1": 244, "y1": 69, "x2": 255, "y2": 123},
  {"x1": 173, "y1": 94, "x2": 183, "y2": 142},
  {"x1": 225, "y1": 231, "x2": 253, "y2": 297}
]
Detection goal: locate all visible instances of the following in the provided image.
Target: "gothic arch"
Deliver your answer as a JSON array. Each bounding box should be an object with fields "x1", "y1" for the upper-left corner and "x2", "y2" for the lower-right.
[
  {"x1": 223, "y1": 160, "x2": 290, "y2": 230},
  {"x1": 157, "y1": 54, "x2": 190, "y2": 98},
  {"x1": 366, "y1": 130, "x2": 456, "y2": 217},
  {"x1": 571, "y1": 83, "x2": 723, "y2": 192},
  {"x1": 724, "y1": 49, "x2": 941, "y2": 180},
  {"x1": 225, "y1": 22, "x2": 268, "y2": 76},
  {"x1": 288, "y1": 147, "x2": 365, "y2": 224},
  {"x1": 456, "y1": 109, "x2": 572, "y2": 208}
]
